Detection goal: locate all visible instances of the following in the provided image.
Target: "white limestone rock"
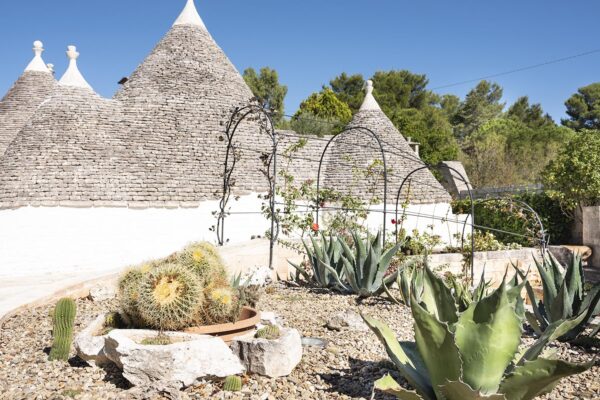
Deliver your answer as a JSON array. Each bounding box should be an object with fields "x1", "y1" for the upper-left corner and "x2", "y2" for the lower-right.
[
  {"x1": 243, "y1": 266, "x2": 273, "y2": 286},
  {"x1": 74, "y1": 313, "x2": 111, "y2": 367},
  {"x1": 88, "y1": 284, "x2": 116, "y2": 302},
  {"x1": 231, "y1": 328, "x2": 302, "y2": 378},
  {"x1": 326, "y1": 309, "x2": 368, "y2": 332},
  {"x1": 104, "y1": 330, "x2": 244, "y2": 389}
]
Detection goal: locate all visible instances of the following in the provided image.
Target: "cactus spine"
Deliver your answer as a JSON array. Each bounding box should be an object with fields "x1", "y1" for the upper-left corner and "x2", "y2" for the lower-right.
[
  {"x1": 223, "y1": 375, "x2": 242, "y2": 392},
  {"x1": 178, "y1": 242, "x2": 228, "y2": 286},
  {"x1": 137, "y1": 264, "x2": 203, "y2": 331},
  {"x1": 256, "y1": 325, "x2": 280, "y2": 340},
  {"x1": 49, "y1": 298, "x2": 76, "y2": 361}
]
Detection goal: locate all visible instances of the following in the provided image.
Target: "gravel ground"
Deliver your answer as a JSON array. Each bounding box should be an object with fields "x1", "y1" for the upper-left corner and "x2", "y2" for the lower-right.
[{"x1": 0, "y1": 284, "x2": 598, "y2": 400}]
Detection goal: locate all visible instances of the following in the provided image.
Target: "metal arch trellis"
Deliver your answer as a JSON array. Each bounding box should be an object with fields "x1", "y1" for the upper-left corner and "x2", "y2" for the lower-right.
[
  {"x1": 217, "y1": 104, "x2": 278, "y2": 269},
  {"x1": 394, "y1": 164, "x2": 476, "y2": 283},
  {"x1": 315, "y1": 126, "x2": 389, "y2": 243},
  {"x1": 459, "y1": 197, "x2": 548, "y2": 258}
]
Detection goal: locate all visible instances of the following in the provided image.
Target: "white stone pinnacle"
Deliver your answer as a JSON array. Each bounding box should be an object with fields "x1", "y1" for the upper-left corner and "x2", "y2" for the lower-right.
[
  {"x1": 24, "y1": 40, "x2": 51, "y2": 73},
  {"x1": 59, "y1": 45, "x2": 93, "y2": 90},
  {"x1": 360, "y1": 80, "x2": 382, "y2": 112},
  {"x1": 173, "y1": 0, "x2": 207, "y2": 29}
]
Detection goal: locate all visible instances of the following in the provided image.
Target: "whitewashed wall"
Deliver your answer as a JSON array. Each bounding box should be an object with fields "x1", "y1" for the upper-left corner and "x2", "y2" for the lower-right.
[
  {"x1": 0, "y1": 196, "x2": 469, "y2": 280},
  {"x1": 0, "y1": 194, "x2": 270, "y2": 279}
]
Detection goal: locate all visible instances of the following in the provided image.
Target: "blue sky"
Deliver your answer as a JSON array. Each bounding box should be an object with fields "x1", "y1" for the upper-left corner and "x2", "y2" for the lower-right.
[{"x1": 0, "y1": 0, "x2": 598, "y2": 121}]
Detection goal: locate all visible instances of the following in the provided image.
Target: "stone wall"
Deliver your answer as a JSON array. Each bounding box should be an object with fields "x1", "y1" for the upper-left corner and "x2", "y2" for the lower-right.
[
  {"x1": 428, "y1": 248, "x2": 543, "y2": 285},
  {"x1": 583, "y1": 206, "x2": 600, "y2": 267}
]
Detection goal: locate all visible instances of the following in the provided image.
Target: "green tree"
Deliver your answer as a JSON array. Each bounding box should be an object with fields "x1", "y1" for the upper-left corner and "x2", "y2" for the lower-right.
[
  {"x1": 507, "y1": 96, "x2": 554, "y2": 128},
  {"x1": 292, "y1": 88, "x2": 353, "y2": 136},
  {"x1": 328, "y1": 73, "x2": 365, "y2": 114},
  {"x1": 562, "y1": 83, "x2": 600, "y2": 131},
  {"x1": 439, "y1": 94, "x2": 461, "y2": 121},
  {"x1": 390, "y1": 107, "x2": 459, "y2": 166},
  {"x1": 453, "y1": 80, "x2": 505, "y2": 140},
  {"x1": 463, "y1": 118, "x2": 574, "y2": 188},
  {"x1": 243, "y1": 67, "x2": 288, "y2": 126},
  {"x1": 371, "y1": 70, "x2": 433, "y2": 114},
  {"x1": 544, "y1": 129, "x2": 600, "y2": 217}
]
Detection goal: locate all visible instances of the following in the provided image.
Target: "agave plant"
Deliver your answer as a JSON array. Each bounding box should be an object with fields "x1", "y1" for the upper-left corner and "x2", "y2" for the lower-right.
[
  {"x1": 363, "y1": 266, "x2": 592, "y2": 400},
  {"x1": 288, "y1": 232, "x2": 346, "y2": 288},
  {"x1": 519, "y1": 253, "x2": 600, "y2": 342},
  {"x1": 339, "y1": 230, "x2": 401, "y2": 297}
]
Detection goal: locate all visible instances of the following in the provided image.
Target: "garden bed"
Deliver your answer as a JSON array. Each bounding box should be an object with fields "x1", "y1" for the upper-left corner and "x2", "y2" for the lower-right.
[{"x1": 0, "y1": 284, "x2": 598, "y2": 399}]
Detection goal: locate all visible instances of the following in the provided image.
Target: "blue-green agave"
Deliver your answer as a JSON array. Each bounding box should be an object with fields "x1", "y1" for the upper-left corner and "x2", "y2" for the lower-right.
[
  {"x1": 363, "y1": 266, "x2": 593, "y2": 400},
  {"x1": 288, "y1": 232, "x2": 346, "y2": 288},
  {"x1": 520, "y1": 253, "x2": 600, "y2": 342},
  {"x1": 339, "y1": 230, "x2": 401, "y2": 298}
]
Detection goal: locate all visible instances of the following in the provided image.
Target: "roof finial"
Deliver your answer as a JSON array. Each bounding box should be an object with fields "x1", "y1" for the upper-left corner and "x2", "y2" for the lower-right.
[
  {"x1": 173, "y1": 0, "x2": 207, "y2": 29},
  {"x1": 360, "y1": 80, "x2": 382, "y2": 111},
  {"x1": 24, "y1": 40, "x2": 51, "y2": 73},
  {"x1": 58, "y1": 45, "x2": 93, "y2": 90}
]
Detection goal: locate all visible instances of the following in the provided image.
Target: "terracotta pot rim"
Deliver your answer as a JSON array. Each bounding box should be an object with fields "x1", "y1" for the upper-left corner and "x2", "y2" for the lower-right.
[{"x1": 184, "y1": 306, "x2": 259, "y2": 334}]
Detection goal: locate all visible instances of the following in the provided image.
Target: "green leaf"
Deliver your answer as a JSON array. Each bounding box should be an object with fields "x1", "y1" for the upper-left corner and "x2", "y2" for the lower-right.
[
  {"x1": 499, "y1": 358, "x2": 593, "y2": 400},
  {"x1": 525, "y1": 311, "x2": 543, "y2": 336},
  {"x1": 516, "y1": 311, "x2": 588, "y2": 365},
  {"x1": 362, "y1": 314, "x2": 435, "y2": 399},
  {"x1": 419, "y1": 266, "x2": 458, "y2": 324},
  {"x1": 411, "y1": 295, "x2": 461, "y2": 398},
  {"x1": 373, "y1": 374, "x2": 426, "y2": 400},
  {"x1": 287, "y1": 260, "x2": 311, "y2": 282},
  {"x1": 454, "y1": 283, "x2": 522, "y2": 394},
  {"x1": 439, "y1": 380, "x2": 506, "y2": 399}
]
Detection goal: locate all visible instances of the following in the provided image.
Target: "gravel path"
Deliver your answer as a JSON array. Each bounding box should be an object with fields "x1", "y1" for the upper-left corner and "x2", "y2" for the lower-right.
[{"x1": 0, "y1": 285, "x2": 598, "y2": 400}]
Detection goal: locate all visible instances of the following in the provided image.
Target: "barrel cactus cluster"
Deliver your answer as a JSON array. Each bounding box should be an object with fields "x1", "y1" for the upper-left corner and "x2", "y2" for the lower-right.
[{"x1": 117, "y1": 242, "x2": 253, "y2": 331}]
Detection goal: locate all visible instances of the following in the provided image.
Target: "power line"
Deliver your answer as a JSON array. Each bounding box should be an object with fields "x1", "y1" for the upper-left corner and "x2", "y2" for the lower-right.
[{"x1": 431, "y1": 48, "x2": 600, "y2": 91}]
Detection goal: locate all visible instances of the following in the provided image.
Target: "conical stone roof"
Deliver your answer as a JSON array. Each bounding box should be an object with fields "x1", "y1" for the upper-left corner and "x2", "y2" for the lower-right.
[
  {"x1": 0, "y1": 46, "x2": 126, "y2": 208},
  {"x1": 323, "y1": 81, "x2": 451, "y2": 205},
  {"x1": 0, "y1": 41, "x2": 56, "y2": 156},
  {"x1": 114, "y1": 0, "x2": 271, "y2": 201}
]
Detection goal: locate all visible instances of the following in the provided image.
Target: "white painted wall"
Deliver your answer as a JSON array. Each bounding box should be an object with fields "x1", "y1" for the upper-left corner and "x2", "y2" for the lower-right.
[
  {"x1": 0, "y1": 193, "x2": 270, "y2": 279},
  {"x1": 0, "y1": 197, "x2": 469, "y2": 280}
]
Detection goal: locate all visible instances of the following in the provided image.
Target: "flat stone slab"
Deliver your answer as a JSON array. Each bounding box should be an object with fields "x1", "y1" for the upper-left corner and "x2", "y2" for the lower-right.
[{"x1": 104, "y1": 329, "x2": 244, "y2": 389}]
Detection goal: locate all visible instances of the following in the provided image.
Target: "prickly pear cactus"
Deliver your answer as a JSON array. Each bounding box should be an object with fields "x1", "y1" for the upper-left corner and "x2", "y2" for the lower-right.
[
  {"x1": 256, "y1": 325, "x2": 280, "y2": 340},
  {"x1": 49, "y1": 298, "x2": 77, "y2": 361},
  {"x1": 223, "y1": 375, "x2": 242, "y2": 392},
  {"x1": 137, "y1": 264, "x2": 203, "y2": 331}
]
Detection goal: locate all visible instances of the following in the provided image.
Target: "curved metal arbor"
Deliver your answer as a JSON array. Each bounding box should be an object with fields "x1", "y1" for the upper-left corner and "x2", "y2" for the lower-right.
[
  {"x1": 314, "y1": 126, "x2": 388, "y2": 243},
  {"x1": 394, "y1": 164, "x2": 476, "y2": 282},
  {"x1": 217, "y1": 104, "x2": 278, "y2": 269}
]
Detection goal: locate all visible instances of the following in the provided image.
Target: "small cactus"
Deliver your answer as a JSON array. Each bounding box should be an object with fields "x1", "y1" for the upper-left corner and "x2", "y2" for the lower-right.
[
  {"x1": 255, "y1": 325, "x2": 280, "y2": 340},
  {"x1": 49, "y1": 298, "x2": 77, "y2": 361},
  {"x1": 137, "y1": 264, "x2": 203, "y2": 331},
  {"x1": 223, "y1": 375, "x2": 242, "y2": 392}
]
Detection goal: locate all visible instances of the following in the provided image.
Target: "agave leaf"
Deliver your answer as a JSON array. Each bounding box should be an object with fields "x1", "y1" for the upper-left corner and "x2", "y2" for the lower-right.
[
  {"x1": 411, "y1": 294, "x2": 461, "y2": 398},
  {"x1": 579, "y1": 285, "x2": 600, "y2": 319},
  {"x1": 419, "y1": 266, "x2": 458, "y2": 324},
  {"x1": 499, "y1": 358, "x2": 593, "y2": 400},
  {"x1": 525, "y1": 311, "x2": 543, "y2": 336},
  {"x1": 454, "y1": 282, "x2": 522, "y2": 394},
  {"x1": 516, "y1": 312, "x2": 588, "y2": 366},
  {"x1": 362, "y1": 315, "x2": 435, "y2": 399},
  {"x1": 439, "y1": 380, "x2": 507, "y2": 399},
  {"x1": 373, "y1": 374, "x2": 426, "y2": 400},
  {"x1": 534, "y1": 257, "x2": 558, "y2": 319},
  {"x1": 505, "y1": 274, "x2": 526, "y2": 321},
  {"x1": 514, "y1": 266, "x2": 548, "y2": 330},
  {"x1": 287, "y1": 260, "x2": 311, "y2": 282},
  {"x1": 319, "y1": 260, "x2": 349, "y2": 291}
]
